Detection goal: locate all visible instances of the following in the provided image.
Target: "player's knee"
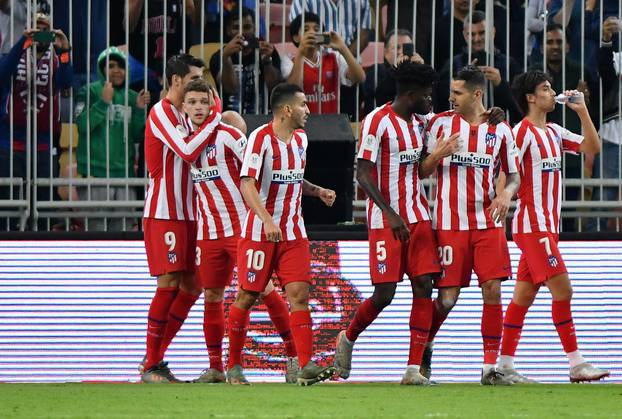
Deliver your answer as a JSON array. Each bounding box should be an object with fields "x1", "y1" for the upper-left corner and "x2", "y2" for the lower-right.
[
  {"x1": 371, "y1": 284, "x2": 396, "y2": 309},
  {"x1": 437, "y1": 294, "x2": 457, "y2": 313},
  {"x1": 235, "y1": 289, "x2": 259, "y2": 309},
  {"x1": 411, "y1": 275, "x2": 433, "y2": 298},
  {"x1": 481, "y1": 280, "x2": 502, "y2": 304},
  {"x1": 204, "y1": 288, "x2": 224, "y2": 302}
]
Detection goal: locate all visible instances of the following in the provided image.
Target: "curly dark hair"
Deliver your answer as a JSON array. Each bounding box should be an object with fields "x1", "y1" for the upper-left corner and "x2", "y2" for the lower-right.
[
  {"x1": 394, "y1": 60, "x2": 438, "y2": 95},
  {"x1": 511, "y1": 70, "x2": 553, "y2": 115}
]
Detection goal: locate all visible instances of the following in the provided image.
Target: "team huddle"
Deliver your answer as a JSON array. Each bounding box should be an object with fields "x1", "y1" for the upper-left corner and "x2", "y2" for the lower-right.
[{"x1": 139, "y1": 53, "x2": 609, "y2": 386}]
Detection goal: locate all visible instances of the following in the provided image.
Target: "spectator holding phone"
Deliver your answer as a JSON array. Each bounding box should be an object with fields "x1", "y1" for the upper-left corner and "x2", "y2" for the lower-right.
[
  {"x1": 281, "y1": 12, "x2": 365, "y2": 114},
  {"x1": 209, "y1": 7, "x2": 281, "y2": 113},
  {"x1": 0, "y1": 12, "x2": 73, "y2": 230},
  {"x1": 362, "y1": 29, "x2": 423, "y2": 117}
]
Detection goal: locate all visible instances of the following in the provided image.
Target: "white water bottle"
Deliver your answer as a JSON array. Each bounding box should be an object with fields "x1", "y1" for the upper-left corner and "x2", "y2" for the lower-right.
[{"x1": 555, "y1": 91, "x2": 584, "y2": 104}]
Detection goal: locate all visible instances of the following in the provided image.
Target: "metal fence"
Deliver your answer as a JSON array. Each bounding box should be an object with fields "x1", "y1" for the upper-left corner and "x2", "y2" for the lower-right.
[{"x1": 0, "y1": 0, "x2": 620, "y2": 232}]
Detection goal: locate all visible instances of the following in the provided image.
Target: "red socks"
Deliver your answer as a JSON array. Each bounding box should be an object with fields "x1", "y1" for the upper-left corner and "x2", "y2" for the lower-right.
[
  {"x1": 500, "y1": 301, "x2": 529, "y2": 357},
  {"x1": 262, "y1": 290, "x2": 297, "y2": 357},
  {"x1": 158, "y1": 290, "x2": 199, "y2": 360},
  {"x1": 290, "y1": 310, "x2": 313, "y2": 368},
  {"x1": 345, "y1": 298, "x2": 382, "y2": 342},
  {"x1": 227, "y1": 304, "x2": 250, "y2": 369},
  {"x1": 203, "y1": 301, "x2": 225, "y2": 372},
  {"x1": 427, "y1": 299, "x2": 449, "y2": 343},
  {"x1": 408, "y1": 298, "x2": 433, "y2": 365},
  {"x1": 145, "y1": 287, "x2": 178, "y2": 370},
  {"x1": 481, "y1": 303, "x2": 503, "y2": 365},
  {"x1": 552, "y1": 300, "x2": 578, "y2": 353}
]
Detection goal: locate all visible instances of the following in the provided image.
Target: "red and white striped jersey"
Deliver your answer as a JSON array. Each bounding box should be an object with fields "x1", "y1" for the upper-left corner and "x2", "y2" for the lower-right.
[
  {"x1": 357, "y1": 103, "x2": 431, "y2": 229},
  {"x1": 143, "y1": 98, "x2": 221, "y2": 220},
  {"x1": 512, "y1": 119, "x2": 583, "y2": 234},
  {"x1": 426, "y1": 110, "x2": 519, "y2": 230},
  {"x1": 240, "y1": 122, "x2": 307, "y2": 242},
  {"x1": 192, "y1": 122, "x2": 248, "y2": 240}
]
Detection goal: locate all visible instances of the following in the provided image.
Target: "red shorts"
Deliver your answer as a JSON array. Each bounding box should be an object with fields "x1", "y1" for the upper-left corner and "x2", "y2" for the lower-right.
[
  {"x1": 195, "y1": 236, "x2": 238, "y2": 289},
  {"x1": 237, "y1": 237, "x2": 311, "y2": 293},
  {"x1": 143, "y1": 218, "x2": 197, "y2": 277},
  {"x1": 513, "y1": 232, "x2": 567, "y2": 285},
  {"x1": 368, "y1": 221, "x2": 442, "y2": 284},
  {"x1": 434, "y1": 228, "x2": 511, "y2": 288}
]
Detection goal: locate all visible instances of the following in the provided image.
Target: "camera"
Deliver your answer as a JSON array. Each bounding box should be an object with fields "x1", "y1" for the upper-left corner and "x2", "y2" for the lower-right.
[
  {"x1": 316, "y1": 33, "x2": 331, "y2": 45},
  {"x1": 403, "y1": 43, "x2": 414, "y2": 57},
  {"x1": 242, "y1": 37, "x2": 260, "y2": 49},
  {"x1": 33, "y1": 30, "x2": 55, "y2": 43}
]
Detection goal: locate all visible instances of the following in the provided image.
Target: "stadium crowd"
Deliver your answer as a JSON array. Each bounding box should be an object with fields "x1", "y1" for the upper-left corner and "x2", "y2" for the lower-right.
[{"x1": 0, "y1": 0, "x2": 620, "y2": 233}]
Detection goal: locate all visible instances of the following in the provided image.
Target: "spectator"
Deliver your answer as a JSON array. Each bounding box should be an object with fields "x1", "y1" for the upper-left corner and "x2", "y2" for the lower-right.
[
  {"x1": 289, "y1": 0, "x2": 372, "y2": 55},
  {"x1": 200, "y1": 0, "x2": 265, "y2": 43},
  {"x1": 547, "y1": 0, "x2": 618, "y2": 79},
  {"x1": 126, "y1": 0, "x2": 196, "y2": 81},
  {"x1": 362, "y1": 29, "x2": 424, "y2": 116},
  {"x1": 281, "y1": 12, "x2": 365, "y2": 114},
  {"x1": 530, "y1": 23, "x2": 597, "y2": 232},
  {"x1": 289, "y1": 1, "x2": 372, "y2": 120},
  {"x1": 0, "y1": 0, "x2": 27, "y2": 54},
  {"x1": 209, "y1": 7, "x2": 281, "y2": 113},
  {"x1": 74, "y1": 47, "x2": 150, "y2": 231},
  {"x1": 0, "y1": 13, "x2": 73, "y2": 230},
  {"x1": 589, "y1": 17, "x2": 622, "y2": 231},
  {"x1": 526, "y1": 0, "x2": 546, "y2": 63},
  {"x1": 434, "y1": 10, "x2": 521, "y2": 120},
  {"x1": 434, "y1": 0, "x2": 479, "y2": 70}
]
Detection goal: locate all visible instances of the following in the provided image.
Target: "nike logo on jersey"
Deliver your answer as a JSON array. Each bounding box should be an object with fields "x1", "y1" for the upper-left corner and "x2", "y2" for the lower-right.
[
  {"x1": 398, "y1": 148, "x2": 423, "y2": 165},
  {"x1": 541, "y1": 157, "x2": 562, "y2": 172},
  {"x1": 272, "y1": 169, "x2": 304, "y2": 184},
  {"x1": 449, "y1": 152, "x2": 493, "y2": 168}
]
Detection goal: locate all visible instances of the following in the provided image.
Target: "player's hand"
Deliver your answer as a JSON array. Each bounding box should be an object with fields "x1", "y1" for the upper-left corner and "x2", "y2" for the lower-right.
[
  {"x1": 208, "y1": 84, "x2": 222, "y2": 113},
  {"x1": 432, "y1": 132, "x2": 461, "y2": 160},
  {"x1": 576, "y1": 80, "x2": 590, "y2": 105},
  {"x1": 264, "y1": 218, "x2": 283, "y2": 242},
  {"x1": 488, "y1": 190, "x2": 511, "y2": 224},
  {"x1": 479, "y1": 66, "x2": 502, "y2": 86},
  {"x1": 483, "y1": 107, "x2": 506, "y2": 125},
  {"x1": 102, "y1": 81, "x2": 114, "y2": 104},
  {"x1": 318, "y1": 188, "x2": 336, "y2": 207},
  {"x1": 136, "y1": 89, "x2": 150, "y2": 109},
  {"x1": 223, "y1": 34, "x2": 244, "y2": 57},
  {"x1": 386, "y1": 210, "x2": 409, "y2": 243},
  {"x1": 563, "y1": 89, "x2": 588, "y2": 114}
]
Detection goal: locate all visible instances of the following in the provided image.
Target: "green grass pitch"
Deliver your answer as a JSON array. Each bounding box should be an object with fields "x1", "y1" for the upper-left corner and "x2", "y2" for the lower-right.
[{"x1": 0, "y1": 383, "x2": 620, "y2": 418}]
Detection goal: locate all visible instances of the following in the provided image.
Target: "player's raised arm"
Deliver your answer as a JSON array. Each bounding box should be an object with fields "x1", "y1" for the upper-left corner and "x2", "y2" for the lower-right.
[{"x1": 150, "y1": 99, "x2": 221, "y2": 164}]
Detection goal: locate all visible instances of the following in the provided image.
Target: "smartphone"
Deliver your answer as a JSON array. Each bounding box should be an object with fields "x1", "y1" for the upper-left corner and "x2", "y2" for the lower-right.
[
  {"x1": 403, "y1": 43, "x2": 414, "y2": 57},
  {"x1": 33, "y1": 31, "x2": 56, "y2": 43},
  {"x1": 317, "y1": 33, "x2": 331, "y2": 45},
  {"x1": 242, "y1": 37, "x2": 260, "y2": 49}
]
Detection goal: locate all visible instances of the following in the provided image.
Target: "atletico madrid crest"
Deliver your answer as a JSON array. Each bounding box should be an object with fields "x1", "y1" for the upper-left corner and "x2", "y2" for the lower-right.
[
  {"x1": 485, "y1": 132, "x2": 497, "y2": 147},
  {"x1": 377, "y1": 262, "x2": 387, "y2": 274},
  {"x1": 168, "y1": 251, "x2": 177, "y2": 264},
  {"x1": 548, "y1": 255, "x2": 559, "y2": 267},
  {"x1": 247, "y1": 271, "x2": 256, "y2": 283},
  {"x1": 206, "y1": 144, "x2": 217, "y2": 160}
]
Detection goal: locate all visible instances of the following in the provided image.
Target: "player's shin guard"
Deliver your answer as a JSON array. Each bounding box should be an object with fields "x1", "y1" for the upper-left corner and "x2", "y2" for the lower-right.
[
  {"x1": 290, "y1": 310, "x2": 313, "y2": 368},
  {"x1": 145, "y1": 286, "x2": 178, "y2": 370},
  {"x1": 408, "y1": 298, "x2": 433, "y2": 366},
  {"x1": 481, "y1": 303, "x2": 503, "y2": 365},
  {"x1": 427, "y1": 299, "x2": 449, "y2": 343},
  {"x1": 552, "y1": 300, "x2": 579, "y2": 354},
  {"x1": 158, "y1": 290, "x2": 199, "y2": 360},
  {"x1": 501, "y1": 301, "x2": 529, "y2": 357},
  {"x1": 345, "y1": 298, "x2": 382, "y2": 342},
  {"x1": 227, "y1": 305, "x2": 250, "y2": 369},
  {"x1": 263, "y1": 290, "x2": 297, "y2": 357},
  {"x1": 204, "y1": 301, "x2": 225, "y2": 372}
]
